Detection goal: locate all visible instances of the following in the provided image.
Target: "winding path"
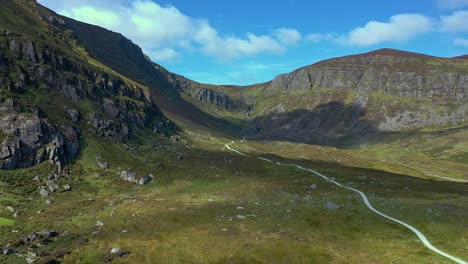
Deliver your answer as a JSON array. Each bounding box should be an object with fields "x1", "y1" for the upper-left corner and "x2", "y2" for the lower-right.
[{"x1": 225, "y1": 143, "x2": 467, "y2": 264}]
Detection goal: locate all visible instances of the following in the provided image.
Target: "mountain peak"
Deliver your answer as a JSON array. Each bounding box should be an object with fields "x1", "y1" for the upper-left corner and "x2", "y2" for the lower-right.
[{"x1": 353, "y1": 48, "x2": 435, "y2": 59}]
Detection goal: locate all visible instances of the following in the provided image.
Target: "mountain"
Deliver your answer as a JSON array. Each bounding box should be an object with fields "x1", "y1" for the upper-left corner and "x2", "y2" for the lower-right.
[
  {"x1": 174, "y1": 48, "x2": 468, "y2": 146},
  {"x1": 0, "y1": 0, "x2": 174, "y2": 171},
  {"x1": 0, "y1": 1, "x2": 467, "y2": 264},
  {"x1": 54, "y1": 12, "x2": 245, "y2": 133},
  {"x1": 453, "y1": 54, "x2": 468, "y2": 60}
]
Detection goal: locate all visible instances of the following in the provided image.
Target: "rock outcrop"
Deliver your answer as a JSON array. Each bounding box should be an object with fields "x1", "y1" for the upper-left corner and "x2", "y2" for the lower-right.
[
  {"x1": 0, "y1": 111, "x2": 80, "y2": 171},
  {"x1": 268, "y1": 49, "x2": 468, "y2": 105}
]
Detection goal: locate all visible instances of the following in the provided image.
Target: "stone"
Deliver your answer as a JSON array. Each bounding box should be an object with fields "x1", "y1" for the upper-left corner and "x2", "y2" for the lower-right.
[
  {"x1": 110, "y1": 247, "x2": 122, "y2": 254},
  {"x1": 63, "y1": 184, "x2": 71, "y2": 191},
  {"x1": 310, "y1": 184, "x2": 318, "y2": 190},
  {"x1": 39, "y1": 188, "x2": 49, "y2": 198},
  {"x1": 138, "y1": 174, "x2": 153, "y2": 185},
  {"x1": 46, "y1": 199, "x2": 53, "y2": 205},
  {"x1": 121, "y1": 170, "x2": 137, "y2": 183},
  {"x1": 96, "y1": 221, "x2": 104, "y2": 227},
  {"x1": 177, "y1": 155, "x2": 184, "y2": 160},
  {"x1": 324, "y1": 201, "x2": 340, "y2": 211},
  {"x1": 3, "y1": 248, "x2": 17, "y2": 255},
  {"x1": 47, "y1": 180, "x2": 59, "y2": 192},
  {"x1": 6, "y1": 206, "x2": 15, "y2": 212},
  {"x1": 66, "y1": 108, "x2": 80, "y2": 122},
  {"x1": 37, "y1": 230, "x2": 58, "y2": 238},
  {"x1": 97, "y1": 160, "x2": 108, "y2": 170},
  {"x1": 170, "y1": 135, "x2": 180, "y2": 143},
  {"x1": 426, "y1": 208, "x2": 433, "y2": 215},
  {"x1": 32, "y1": 176, "x2": 40, "y2": 182},
  {"x1": 26, "y1": 258, "x2": 35, "y2": 264}
]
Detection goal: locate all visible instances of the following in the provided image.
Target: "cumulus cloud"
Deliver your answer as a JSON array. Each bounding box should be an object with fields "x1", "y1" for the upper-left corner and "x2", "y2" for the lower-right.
[
  {"x1": 274, "y1": 28, "x2": 302, "y2": 45},
  {"x1": 39, "y1": 0, "x2": 298, "y2": 61},
  {"x1": 453, "y1": 37, "x2": 468, "y2": 46},
  {"x1": 346, "y1": 14, "x2": 433, "y2": 46},
  {"x1": 305, "y1": 33, "x2": 336, "y2": 43},
  {"x1": 441, "y1": 10, "x2": 468, "y2": 32},
  {"x1": 437, "y1": 0, "x2": 468, "y2": 9}
]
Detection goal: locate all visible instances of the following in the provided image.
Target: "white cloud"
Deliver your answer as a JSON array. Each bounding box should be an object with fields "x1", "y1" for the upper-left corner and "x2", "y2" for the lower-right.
[
  {"x1": 441, "y1": 10, "x2": 468, "y2": 32},
  {"x1": 146, "y1": 48, "x2": 180, "y2": 61},
  {"x1": 305, "y1": 33, "x2": 336, "y2": 43},
  {"x1": 61, "y1": 6, "x2": 120, "y2": 29},
  {"x1": 438, "y1": 0, "x2": 468, "y2": 9},
  {"x1": 39, "y1": 0, "x2": 298, "y2": 61},
  {"x1": 346, "y1": 14, "x2": 433, "y2": 46},
  {"x1": 453, "y1": 37, "x2": 468, "y2": 46},
  {"x1": 274, "y1": 28, "x2": 302, "y2": 45}
]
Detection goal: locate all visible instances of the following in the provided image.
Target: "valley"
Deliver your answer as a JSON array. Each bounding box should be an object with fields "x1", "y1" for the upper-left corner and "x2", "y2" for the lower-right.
[{"x1": 0, "y1": 0, "x2": 467, "y2": 263}]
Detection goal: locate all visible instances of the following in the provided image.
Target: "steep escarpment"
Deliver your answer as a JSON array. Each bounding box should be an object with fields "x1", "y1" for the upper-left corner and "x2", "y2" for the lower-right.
[
  {"x1": 268, "y1": 49, "x2": 468, "y2": 105},
  {"x1": 58, "y1": 14, "x2": 245, "y2": 130},
  {"x1": 237, "y1": 49, "x2": 468, "y2": 144},
  {"x1": 0, "y1": 0, "x2": 173, "y2": 171}
]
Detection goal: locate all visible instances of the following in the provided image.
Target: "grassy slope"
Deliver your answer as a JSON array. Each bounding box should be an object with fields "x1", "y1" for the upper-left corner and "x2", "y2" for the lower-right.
[
  {"x1": 0, "y1": 1, "x2": 466, "y2": 263},
  {"x1": 1, "y1": 125, "x2": 466, "y2": 263}
]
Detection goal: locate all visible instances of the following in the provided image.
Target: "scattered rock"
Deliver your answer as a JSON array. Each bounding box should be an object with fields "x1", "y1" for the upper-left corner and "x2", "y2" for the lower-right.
[
  {"x1": 39, "y1": 188, "x2": 49, "y2": 198},
  {"x1": 110, "y1": 247, "x2": 122, "y2": 254},
  {"x1": 236, "y1": 206, "x2": 245, "y2": 210},
  {"x1": 96, "y1": 156, "x2": 108, "y2": 170},
  {"x1": 66, "y1": 108, "x2": 80, "y2": 122},
  {"x1": 325, "y1": 201, "x2": 340, "y2": 211},
  {"x1": 6, "y1": 206, "x2": 15, "y2": 212},
  {"x1": 37, "y1": 230, "x2": 58, "y2": 238},
  {"x1": 47, "y1": 180, "x2": 59, "y2": 192},
  {"x1": 309, "y1": 184, "x2": 318, "y2": 190},
  {"x1": 63, "y1": 184, "x2": 71, "y2": 191},
  {"x1": 46, "y1": 199, "x2": 53, "y2": 205},
  {"x1": 120, "y1": 170, "x2": 154, "y2": 185},
  {"x1": 170, "y1": 135, "x2": 181, "y2": 143},
  {"x1": 96, "y1": 221, "x2": 104, "y2": 227},
  {"x1": 32, "y1": 176, "x2": 40, "y2": 182},
  {"x1": 177, "y1": 154, "x2": 184, "y2": 160},
  {"x1": 3, "y1": 248, "x2": 17, "y2": 255}
]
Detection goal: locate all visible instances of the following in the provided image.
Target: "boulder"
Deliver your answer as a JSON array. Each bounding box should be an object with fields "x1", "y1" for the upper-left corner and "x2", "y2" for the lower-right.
[
  {"x1": 120, "y1": 170, "x2": 137, "y2": 183},
  {"x1": 66, "y1": 108, "x2": 80, "y2": 122},
  {"x1": 37, "y1": 230, "x2": 58, "y2": 238},
  {"x1": 138, "y1": 174, "x2": 154, "y2": 185},
  {"x1": 47, "y1": 180, "x2": 59, "y2": 192},
  {"x1": 97, "y1": 160, "x2": 108, "y2": 170},
  {"x1": 110, "y1": 247, "x2": 122, "y2": 254},
  {"x1": 3, "y1": 248, "x2": 17, "y2": 255},
  {"x1": 39, "y1": 188, "x2": 49, "y2": 197},
  {"x1": 63, "y1": 184, "x2": 71, "y2": 191},
  {"x1": 324, "y1": 201, "x2": 340, "y2": 211}
]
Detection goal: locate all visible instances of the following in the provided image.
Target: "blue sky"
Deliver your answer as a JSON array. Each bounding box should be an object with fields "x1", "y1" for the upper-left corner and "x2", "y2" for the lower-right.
[{"x1": 38, "y1": 0, "x2": 468, "y2": 85}]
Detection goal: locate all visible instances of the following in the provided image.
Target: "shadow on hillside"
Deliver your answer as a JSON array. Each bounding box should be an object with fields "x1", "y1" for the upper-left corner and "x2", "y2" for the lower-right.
[{"x1": 242, "y1": 101, "x2": 397, "y2": 149}]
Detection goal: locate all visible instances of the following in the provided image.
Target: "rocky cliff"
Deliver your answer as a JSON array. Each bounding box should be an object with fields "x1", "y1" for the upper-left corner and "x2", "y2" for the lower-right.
[
  {"x1": 268, "y1": 49, "x2": 468, "y2": 105},
  {"x1": 0, "y1": 0, "x2": 173, "y2": 171}
]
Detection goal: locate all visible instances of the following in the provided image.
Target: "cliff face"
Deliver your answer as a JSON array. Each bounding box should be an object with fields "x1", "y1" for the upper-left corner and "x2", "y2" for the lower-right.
[
  {"x1": 0, "y1": 1, "x2": 172, "y2": 171},
  {"x1": 269, "y1": 49, "x2": 468, "y2": 105},
  {"x1": 58, "y1": 14, "x2": 242, "y2": 130}
]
